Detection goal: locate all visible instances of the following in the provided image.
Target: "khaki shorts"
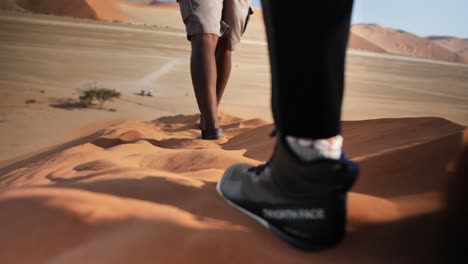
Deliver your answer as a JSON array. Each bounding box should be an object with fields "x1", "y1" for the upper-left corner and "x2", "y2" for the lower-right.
[{"x1": 178, "y1": 0, "x2": 253, "y2": 50}]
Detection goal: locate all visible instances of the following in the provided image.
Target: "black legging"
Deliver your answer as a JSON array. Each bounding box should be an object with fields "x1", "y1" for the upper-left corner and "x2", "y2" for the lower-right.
[{"x1": 262, "y1": 1, "x2": 354, "y2": 139}]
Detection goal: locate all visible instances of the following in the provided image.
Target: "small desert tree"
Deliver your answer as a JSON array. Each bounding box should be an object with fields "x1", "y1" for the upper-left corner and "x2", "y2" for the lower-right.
[
  {"x1": 79, "y1": 89, "x2": 97, "y2": 105},
  {"x1": 79, "y1": 87, "x2": 121, "y2": 107},
  {"x1": 95, "y1": 88, "x2": 121, "y2": 107}
]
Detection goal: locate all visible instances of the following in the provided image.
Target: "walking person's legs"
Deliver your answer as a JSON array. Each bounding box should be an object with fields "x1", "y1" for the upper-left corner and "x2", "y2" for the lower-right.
[
  {"x1": 215, "y1": 36, "x2": 232, "y2": 106},
  {"x1": 217, "y1": 0, "x2": 358, "y2": 250},
  {"x1": 190, "y1": 34, "x2": 221, "y2": 132},
  {"x1": 215, "y1": 0, "x2": 252, "y2": 106},
  {"x1": 178, "y1": 0, "x2": 252, "y2": 140}
]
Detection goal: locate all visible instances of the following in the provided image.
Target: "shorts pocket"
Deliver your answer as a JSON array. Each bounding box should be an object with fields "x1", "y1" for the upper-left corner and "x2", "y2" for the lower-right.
[{"x1": 178, "y1": 0, "x2": 194, "y2": 23}]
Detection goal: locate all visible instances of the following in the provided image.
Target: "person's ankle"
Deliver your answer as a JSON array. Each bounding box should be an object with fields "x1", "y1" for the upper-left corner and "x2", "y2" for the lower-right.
[
  {"x1": 285, "y1": 135, "x2": 343, "y2": 161},
  {"x1": 200, "y1": 114, "x2": 219, "y2": 130}
]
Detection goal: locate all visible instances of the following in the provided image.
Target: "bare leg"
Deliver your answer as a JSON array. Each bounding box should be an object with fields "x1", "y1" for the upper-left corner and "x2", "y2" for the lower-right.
[
  {"x1": 215, "y1": 37, "x2": 232, "y2": 105},
  {"x1": 190, "y1": 34, "x2": 219, "y2": 130}
]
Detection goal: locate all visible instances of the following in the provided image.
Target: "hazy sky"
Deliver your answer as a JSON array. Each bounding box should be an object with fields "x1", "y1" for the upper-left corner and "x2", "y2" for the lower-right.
[
  {"x1": 351, "y1": 0, "x2": 468, "y2": 38},
  {"x1": 253, "y1": 0, "x2": 467, "y2": 38},
  {"x1": 157, "y1": 0, "x2": 467, "y2": 38}
]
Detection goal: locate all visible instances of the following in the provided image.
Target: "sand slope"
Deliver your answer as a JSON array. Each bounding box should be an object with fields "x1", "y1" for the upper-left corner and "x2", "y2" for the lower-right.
[
  {"x1": 0, "y1": 113, "x2": 464, "y2": 263},
  {"x1": 15, "y1": 0, "x2": 128, "y2": 21},
  {"x1": 351, "y1": 24, "x2": 467, "y2": 63},
  {"x1": 429, "y1": 36, "x2": 468, "y2": 58},
  {"x1": 348, "y1": 32, "x2": 386, "y2": 53},
  {"x1": 0, "y1": 0, "x2": 24, "y2": 11}
]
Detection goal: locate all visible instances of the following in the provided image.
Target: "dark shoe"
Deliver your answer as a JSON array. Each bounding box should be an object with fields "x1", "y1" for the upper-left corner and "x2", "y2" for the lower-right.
[
  {"x1": 217, "y1": 135, "x2": 358, "y2": 250},
  {"x1": 201, "y1": 127, "x2": 224, "y2": 140}
]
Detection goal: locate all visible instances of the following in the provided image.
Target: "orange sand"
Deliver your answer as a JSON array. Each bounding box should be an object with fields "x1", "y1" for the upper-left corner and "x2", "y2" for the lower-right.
[{"x1": 0, "y1": 113, "x2": 465, "y2": 263}]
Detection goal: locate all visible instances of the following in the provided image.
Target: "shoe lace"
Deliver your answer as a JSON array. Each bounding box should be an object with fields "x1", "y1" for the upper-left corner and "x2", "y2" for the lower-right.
[
  {"x1": 248, "y1": 129, "x2": 276, "y2": 175},
  {"x1": 269, "y1": 130, "x2": 277, "y2": 137},
  {"x1": 248, "y1": 161, "x2": 270, "y2": 175}
]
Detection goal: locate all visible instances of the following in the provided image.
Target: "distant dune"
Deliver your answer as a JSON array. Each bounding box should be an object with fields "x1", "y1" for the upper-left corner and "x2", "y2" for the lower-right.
[
  {"x1": 13, "y1": 0, "x2": 128, "y2": 21},
  {"x1": 0, "y1": 0, "x2": 24, "y2": 11},
  {"x1": 351, "y1": 24, "x2": 467, "y2": 63},
  {"x1": 348, "y1": 32, "x2": 386, "y2": 53},
  {"x1": 428, "y1": 36, "x2": 468, "y2": 58},
  {"x1": 2, "y1": 1, "x2": 466, "y2": 64}
]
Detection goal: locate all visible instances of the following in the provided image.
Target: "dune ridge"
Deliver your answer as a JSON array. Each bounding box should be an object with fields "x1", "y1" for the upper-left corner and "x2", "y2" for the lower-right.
[
  {"x1": 348, "y1": 32, "x2": 387, "y2": 53},
  {"x1": 0, "y1": 113, "x2": 465, "y2": 263},
  {"x1": 14, "y1": 0, "x2": 128, "y2": 21},
  {"x1": 428, "y1": 36, "x2": 468, "y2": 58},
  {"x1": 0, "y1": 0, "x2": 24, "y2": 11},
  {"x1": 351, "y1": 24, "x2": 467, "y2": 63}
]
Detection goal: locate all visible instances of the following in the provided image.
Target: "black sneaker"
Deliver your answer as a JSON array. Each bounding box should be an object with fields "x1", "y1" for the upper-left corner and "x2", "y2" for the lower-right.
[
  {"x1": 201, "y1": 128, "x2": 224, "y2": 140},
  {"x1": 217, "y1": 134, "x2": 358, "y2": 250}
]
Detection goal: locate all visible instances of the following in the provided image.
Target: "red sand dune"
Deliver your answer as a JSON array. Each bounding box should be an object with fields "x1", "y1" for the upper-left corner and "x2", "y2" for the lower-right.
[
  {"x1": 0, "y1": 113, "x2": 465, "y2": 263},
  {"x1": 428, "y1": 36, "x2": 468, "y2": 59},
  {"x1": 0, "y1": 0, "x2": 24, "y2": 11},
  {"x1": 15, "y1": 0, "x2": 128, "y2": 21},
  {"x1": 348, "y1": 32, "x2": 386, "y2": 53},
  {"x1": 352, "y1": 24, "x2": 466, "y2": 63}
]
